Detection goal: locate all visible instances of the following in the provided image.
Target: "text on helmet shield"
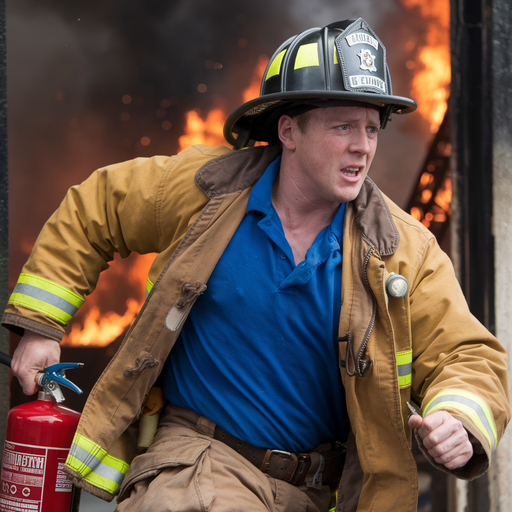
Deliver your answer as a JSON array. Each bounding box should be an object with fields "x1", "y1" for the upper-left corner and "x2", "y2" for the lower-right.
[
  {"x1": 345, "y1": 32, "x2": 379, "y2": 51},
  {"x1": 349, "y1": 75, "x2": 386, "y2": 92}
]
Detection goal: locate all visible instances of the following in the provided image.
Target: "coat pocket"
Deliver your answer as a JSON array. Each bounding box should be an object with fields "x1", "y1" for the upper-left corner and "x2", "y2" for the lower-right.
[{"x1": 117, "y1": 435, "x2": 213, "y2": 505}]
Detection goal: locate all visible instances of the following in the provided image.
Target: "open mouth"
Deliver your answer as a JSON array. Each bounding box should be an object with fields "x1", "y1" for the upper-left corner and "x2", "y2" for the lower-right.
[{"x1": 341, "y1": 167, "x2": 361, "y2": 177}]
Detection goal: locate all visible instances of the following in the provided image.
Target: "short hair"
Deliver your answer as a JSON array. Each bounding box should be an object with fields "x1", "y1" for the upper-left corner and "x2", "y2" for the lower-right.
[{"x1": 295, "y1": 110, "x2": 313, "y2": 134}]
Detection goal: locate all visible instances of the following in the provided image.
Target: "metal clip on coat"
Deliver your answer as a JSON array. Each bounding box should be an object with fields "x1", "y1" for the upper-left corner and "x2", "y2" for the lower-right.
[
  {"x1": 385, "y1": 272, "x2": 409, "y2": 298},
  {"x1": 37, "y1": 362, "x2": 84, "y2": 403}
]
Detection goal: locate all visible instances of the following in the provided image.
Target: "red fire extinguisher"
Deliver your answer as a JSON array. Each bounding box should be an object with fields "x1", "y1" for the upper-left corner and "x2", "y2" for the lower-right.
[{"x1": 0, "y1": 354, "x2": 83, "y2": 512}]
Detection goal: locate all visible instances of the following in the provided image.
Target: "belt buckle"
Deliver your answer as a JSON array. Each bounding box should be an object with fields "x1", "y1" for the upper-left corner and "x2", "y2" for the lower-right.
[
  {"x1": 275, "y1": 450, "x2": 300, "y2": 483},
  {"x1": 261, "y1": 449, "x2": 299, "y2": 482},
  {"x1": 261, "y1": 450, "x2": 314, "y2": 486}
]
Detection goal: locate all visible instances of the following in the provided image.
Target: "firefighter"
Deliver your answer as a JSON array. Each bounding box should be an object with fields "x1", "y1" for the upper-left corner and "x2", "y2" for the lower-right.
[{"x1": 4, "y1": 18, "x2": 510, "y2": 512}]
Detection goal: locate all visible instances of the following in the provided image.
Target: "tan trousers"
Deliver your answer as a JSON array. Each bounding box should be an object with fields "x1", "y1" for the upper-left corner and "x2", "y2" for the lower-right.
[{"x1": 115, "y1": 404, "x2": 333, "y2": 512}]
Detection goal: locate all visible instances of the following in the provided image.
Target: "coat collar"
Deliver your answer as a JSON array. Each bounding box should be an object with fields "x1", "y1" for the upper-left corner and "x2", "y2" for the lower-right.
[
  {"x1": 195, "y1": 145, "x2": 399, "y2": 256},
  {"x1": 352, "y1": 177, "x2": 400, "y2": 256},
  {"x1": 194, "y1": 145, "x2": 281, "y2": 198}
]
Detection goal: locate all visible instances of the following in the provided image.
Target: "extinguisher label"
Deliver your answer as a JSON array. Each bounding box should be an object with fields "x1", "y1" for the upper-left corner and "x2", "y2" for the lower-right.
[
  {"x1": 55, "y1": 463, "x2": 72, "y2": 492},
  {"x1": 0, "y1": 442, "x2": 72, "y2": 512}
]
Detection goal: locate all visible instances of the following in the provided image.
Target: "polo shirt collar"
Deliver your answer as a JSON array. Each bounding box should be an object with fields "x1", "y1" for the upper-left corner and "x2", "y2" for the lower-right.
[{"x1": 247, "y1": 155, "x2": 281, "y2": 216}]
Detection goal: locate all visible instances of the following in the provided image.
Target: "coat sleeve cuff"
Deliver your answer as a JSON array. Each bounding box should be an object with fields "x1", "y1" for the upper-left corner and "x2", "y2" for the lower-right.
[{"x1": 2, "y1": 312, "x2": 65, "y2": 342}]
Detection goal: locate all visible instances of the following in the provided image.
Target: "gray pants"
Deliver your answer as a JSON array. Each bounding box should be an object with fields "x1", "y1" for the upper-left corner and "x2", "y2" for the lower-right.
[{"x1": 115, "y1": 403, "x2": 333, "y2": 512}]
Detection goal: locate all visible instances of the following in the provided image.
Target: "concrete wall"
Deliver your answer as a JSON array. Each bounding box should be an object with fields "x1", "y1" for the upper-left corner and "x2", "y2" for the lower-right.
[
  {"x1": 490, "y1": 1, "x2": 512, "y2": 510},
  {"x1": 450, "y1": 0, "x2": 512, "y2": 510}
]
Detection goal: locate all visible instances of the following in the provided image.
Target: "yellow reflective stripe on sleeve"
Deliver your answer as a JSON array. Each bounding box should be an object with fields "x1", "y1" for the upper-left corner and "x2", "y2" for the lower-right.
[
  {"x1": 329, "y1": 490, "x2": 338, "y2": 511},
  {"x1": 17, "y1": 274, "x2": 84, "y2": 307},
  {"x1": 146, "y1": 277, "x2": 154, "y2": 297},
  {"x1": 265, "y1": 49, "x2": 287, "y2": 80},
  {"x1": 294, "y1": 43, "x2": 320, "y2": 70},
  {"x1": 424, "y1": 389, "x2": 498, "y2": 451},
  {"x1": 396, "y1": 349, "x2": 412, "y2": 387},
  {"x1": 334, "y1": 45, "x2": 338, "y2": 64},
  {"x1": 8, "y1": 294, "x2": 74, "y2": 325},
  {"x1": 9, "y1": 273, "x2": 85, "y2": 325},
  {"x1": 66, "y1": 433, "x2": 129, "y2": 495}
]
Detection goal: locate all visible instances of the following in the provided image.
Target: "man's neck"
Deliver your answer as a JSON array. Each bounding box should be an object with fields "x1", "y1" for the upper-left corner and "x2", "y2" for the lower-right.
[{"x1": 271, "y1": 172, "x2": 341, "y2": 265}]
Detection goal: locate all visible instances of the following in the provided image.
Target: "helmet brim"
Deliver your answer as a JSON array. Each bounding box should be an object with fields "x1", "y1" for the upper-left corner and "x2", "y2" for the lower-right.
[{"x1": 223, "y1": 90, "x2": 417, "y2": 146}]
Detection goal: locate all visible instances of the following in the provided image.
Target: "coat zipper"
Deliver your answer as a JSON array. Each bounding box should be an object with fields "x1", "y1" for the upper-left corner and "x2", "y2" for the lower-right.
[{"x1": 356, "y1": 246, "x2": 377, "y2": 376}]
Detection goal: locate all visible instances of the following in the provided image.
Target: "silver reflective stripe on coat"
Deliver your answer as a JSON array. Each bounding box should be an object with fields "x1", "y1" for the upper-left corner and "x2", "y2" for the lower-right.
[
  {"x1": 66, "y1": 435, "x2": 129, "y2": 495},
  {"x1": 13, "y1": 283, "x2": 80, "y2": 317},
  {"x1": 71, "y1": 444, "x2": 126, "y2": 485},
  {"x1": 396, "y1": 350, "x2": 412, "y2": 387},
  {"x1": 397, "y1": 362, "x2": 412, "y2": 377}
]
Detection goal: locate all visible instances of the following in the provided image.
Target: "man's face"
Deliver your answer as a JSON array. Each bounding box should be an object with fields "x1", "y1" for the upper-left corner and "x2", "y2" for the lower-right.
[{"x1": 279, "y1": 106, "x2": 380, "y2": 206}]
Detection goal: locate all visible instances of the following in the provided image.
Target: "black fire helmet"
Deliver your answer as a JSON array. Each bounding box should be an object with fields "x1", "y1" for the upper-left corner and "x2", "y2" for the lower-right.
[{"x1": 223, "y1": 18, "x2": 417, "y2": 149}]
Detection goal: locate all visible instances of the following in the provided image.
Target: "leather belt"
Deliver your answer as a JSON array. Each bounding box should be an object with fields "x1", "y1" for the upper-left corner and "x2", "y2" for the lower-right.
[{"x1": 213, "y1": 426, "x2": 346, "y2": 487}]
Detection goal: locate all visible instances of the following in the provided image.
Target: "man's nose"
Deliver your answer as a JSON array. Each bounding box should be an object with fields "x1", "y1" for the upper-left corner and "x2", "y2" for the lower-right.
[{"x1": 349, "y1": 130, "x2": 372, "y2": 154}]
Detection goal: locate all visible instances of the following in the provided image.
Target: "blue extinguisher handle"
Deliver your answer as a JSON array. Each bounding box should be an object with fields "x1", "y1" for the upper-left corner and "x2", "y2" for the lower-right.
[{"x1": 40, "y1": 362, "x2": 84, "y2": 395}]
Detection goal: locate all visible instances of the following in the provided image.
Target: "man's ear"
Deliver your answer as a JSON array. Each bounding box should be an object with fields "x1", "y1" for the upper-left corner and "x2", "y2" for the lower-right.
[{"x1": 277, "y1": 115, "x2": 297, "y2": 150}]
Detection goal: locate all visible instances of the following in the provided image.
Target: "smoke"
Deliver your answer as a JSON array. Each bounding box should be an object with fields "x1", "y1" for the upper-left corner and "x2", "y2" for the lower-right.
[{"x1": 7, "y1": 0, "x2": 432, "y2": 315}]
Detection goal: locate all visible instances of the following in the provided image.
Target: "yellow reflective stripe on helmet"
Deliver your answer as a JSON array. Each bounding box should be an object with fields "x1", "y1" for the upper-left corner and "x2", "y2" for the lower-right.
[
  {"x1": 66, "y1": 434, "x2": 129, "y2": 495},
  {"x1": 424, "y1": 390, "x2": 498, "y2": 451},
  {"x1": 294, "y1": 43, "x2": 320, "y2": 70},
  {"x1": 334, "y1": 45, "x2": 339, "y2": 65},
  {"x1": 265, "y1": 49, "x2": 287, "y2": 80},
  {"x1": 396, "y1": 349, "x2": 412, "y2": 387},
  {"x1": 8, "y1": 273, "x2": 84, "y2": 325}
]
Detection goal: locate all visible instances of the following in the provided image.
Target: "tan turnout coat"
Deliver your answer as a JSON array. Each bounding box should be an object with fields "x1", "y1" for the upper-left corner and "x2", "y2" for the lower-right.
[{"x1": 3, "y1": 144, "x2": 510, "y2": 511}]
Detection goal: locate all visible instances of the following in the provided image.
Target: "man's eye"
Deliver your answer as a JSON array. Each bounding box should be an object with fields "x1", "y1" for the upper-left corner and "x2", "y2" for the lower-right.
[
  {"x1": 338, "y1": 124, "x2": 349, "y2": 130},
  {"x1": 367, "y1": 126, "x2": 378, "y2": 134}
]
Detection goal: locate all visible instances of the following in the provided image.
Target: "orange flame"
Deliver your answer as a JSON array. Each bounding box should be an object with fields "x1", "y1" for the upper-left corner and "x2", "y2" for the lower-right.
[
  {"x1": 62, "y1": 253, "x2": 155, "y2": 346},
  {"x1": 418, "y1": 174, "x2": 452, "y2": 229},
  {"x1": 243, "y1": 55, "x2": 269, "y2": 103},
  {"x1": 63, "y1": 300, "x2": 140, "y2": 347},
  {"x1": 178, "y1": 109, "x2": 226, "y2": 150},
  {"x1": 400, "y1": 0, "x2": 451, "y2": 133},
  {"x1": 178, "y1": 55, "x2": 269, "y2": 151}
]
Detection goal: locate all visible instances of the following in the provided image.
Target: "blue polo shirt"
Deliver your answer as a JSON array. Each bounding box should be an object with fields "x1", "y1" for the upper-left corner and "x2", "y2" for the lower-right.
[{"x1": 163, "y1": 156, "x2": 348, "y2": 452}]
